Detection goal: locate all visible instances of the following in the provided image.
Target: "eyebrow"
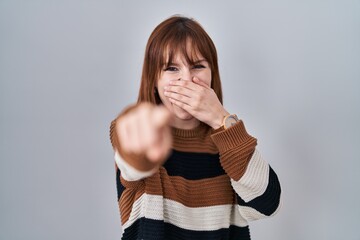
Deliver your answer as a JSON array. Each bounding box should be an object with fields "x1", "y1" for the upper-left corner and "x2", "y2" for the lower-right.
[
  {"x1": 166, "y1": 59, "x2": 207, "y2": 66},
  {"x1": 194, "y1": 59, "x2": 207, "y2": 64}
]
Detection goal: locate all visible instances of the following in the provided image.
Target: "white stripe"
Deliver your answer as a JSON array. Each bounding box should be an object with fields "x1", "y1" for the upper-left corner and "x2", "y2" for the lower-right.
[
  {"x1": 114, "y1": 151, "x2": 158, "y2": 181},
  {"x1": 231, "y1": 149, "x2": 269, "y2": 202},
  {"x1": 123, "y1": 193, "x2": 248, "y2": 231}
]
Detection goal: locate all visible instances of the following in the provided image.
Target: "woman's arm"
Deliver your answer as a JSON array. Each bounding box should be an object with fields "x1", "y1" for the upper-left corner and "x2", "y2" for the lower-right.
[
  {"x1": 211, "y1": 121, "x2": 281, "y2": 221},
  {"x1": 109, "y1": 103, "x2": 172, "y2": 234}
]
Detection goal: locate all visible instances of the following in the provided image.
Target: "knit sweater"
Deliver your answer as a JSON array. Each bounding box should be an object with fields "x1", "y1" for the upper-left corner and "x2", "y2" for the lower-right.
[{"x1": 110, "y1": 107, "x2": 281, "y2": 240}]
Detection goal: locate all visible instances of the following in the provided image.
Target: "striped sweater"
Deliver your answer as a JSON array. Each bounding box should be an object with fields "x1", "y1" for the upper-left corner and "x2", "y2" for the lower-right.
[{"x1": 110, "y1": 109, "x2": 281, "y2": 240}]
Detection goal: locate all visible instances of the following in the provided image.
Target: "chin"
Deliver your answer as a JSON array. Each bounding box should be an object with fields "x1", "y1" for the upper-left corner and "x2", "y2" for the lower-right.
[{"x1": 172, "y1": 105, "x2": 193, "y2": 120}]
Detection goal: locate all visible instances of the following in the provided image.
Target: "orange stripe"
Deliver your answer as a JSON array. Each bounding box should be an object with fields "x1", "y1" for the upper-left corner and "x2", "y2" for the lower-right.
[
  {"x1": 118, "y1": 167, "x2": 236, "y2": 224},
  {"x1": 118, "y1": 179, "x2": 145, "y2": 224},
  {"x1": 173, "y1": 136, "x2": 219, "y2": 153},
  {"x1": 220, "y1": 139, "x2": 256, "y2": 181},
  {"x1": 145, "y1": 168, "x2": 235, "y2": 207}
]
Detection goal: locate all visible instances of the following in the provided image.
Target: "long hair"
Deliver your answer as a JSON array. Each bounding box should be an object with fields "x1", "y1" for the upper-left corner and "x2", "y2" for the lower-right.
[{"x1": 137, "y1": 15, "x2": 223, "y2": 105}]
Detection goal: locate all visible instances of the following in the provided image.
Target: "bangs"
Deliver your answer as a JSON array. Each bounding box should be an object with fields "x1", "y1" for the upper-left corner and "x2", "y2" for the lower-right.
[
  {"x1": 162, "y1": 38, "x2": 205, "y2": 68},
  {"x1": 154, "y1": 22, "x2": 214, "y2": 76}
]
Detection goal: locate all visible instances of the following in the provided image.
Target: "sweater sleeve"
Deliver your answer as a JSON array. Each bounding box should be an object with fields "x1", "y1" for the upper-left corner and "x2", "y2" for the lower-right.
[{"x1": 210, "y1": 121, "x2": 281, "y2": 221}]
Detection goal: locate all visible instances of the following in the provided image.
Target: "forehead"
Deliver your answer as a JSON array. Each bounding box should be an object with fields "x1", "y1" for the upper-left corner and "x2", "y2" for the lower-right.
[
  {"x1": 166, "y1": 51, "x2": 205, "y2": 64},
  {"x1": 163, "y1": 39, "x2": 205, "y2": 65}
]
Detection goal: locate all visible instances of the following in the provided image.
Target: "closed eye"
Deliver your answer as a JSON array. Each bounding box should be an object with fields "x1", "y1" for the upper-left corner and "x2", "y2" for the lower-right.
[
  {"x1": 164, "y1": 66, "x2": 178, "y2": 72},
  {"x1": 192, "y1": 64, "x2": 206, "y2": 69}
]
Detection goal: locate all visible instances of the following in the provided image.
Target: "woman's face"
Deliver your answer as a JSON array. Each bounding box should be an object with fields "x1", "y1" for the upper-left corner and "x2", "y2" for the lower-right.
[{"x1": 156, "y1": 52, "x2": 212, "y2": 120}]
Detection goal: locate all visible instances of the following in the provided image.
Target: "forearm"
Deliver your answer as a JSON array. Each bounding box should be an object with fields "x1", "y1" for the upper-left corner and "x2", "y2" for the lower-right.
[
  {"x1": 211, "y1": 121, "x2": 281, "y2": 219},
  {"x1": 232, "y1": 150, "x2": 281, "y2": 219}
]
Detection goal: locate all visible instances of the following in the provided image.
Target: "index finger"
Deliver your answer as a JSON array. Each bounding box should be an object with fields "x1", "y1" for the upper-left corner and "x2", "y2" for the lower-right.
[
  {"x1": 169, "y1": 79, "x2": 202, "y2": 91},
  {"x1": 151, "y1": 106, "x2": 172, "y2": 129}
]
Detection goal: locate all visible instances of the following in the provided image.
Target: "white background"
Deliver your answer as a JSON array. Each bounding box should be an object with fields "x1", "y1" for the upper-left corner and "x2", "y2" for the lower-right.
[{"x1": 1, "y1": 0, "x2": 359, "y2": 239}]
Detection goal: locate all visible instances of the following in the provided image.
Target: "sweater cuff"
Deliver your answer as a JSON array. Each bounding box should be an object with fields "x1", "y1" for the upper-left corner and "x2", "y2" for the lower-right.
[
  {"x1": 210, "y1": 120, "x2": 256, "y2": 153},
  {"x1": 115, "y1": 151, "x2": 158, "y2": 181}
]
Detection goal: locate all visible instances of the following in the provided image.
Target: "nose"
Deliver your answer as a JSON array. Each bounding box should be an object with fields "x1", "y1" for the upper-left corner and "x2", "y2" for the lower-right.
[{"x1": 180, "y1": 68, "x2": 193, "y2": 82}]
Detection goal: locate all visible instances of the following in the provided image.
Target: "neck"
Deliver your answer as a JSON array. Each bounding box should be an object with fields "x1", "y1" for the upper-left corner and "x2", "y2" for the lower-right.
[{"x1": 170, "y1": 116, "x2": 200, "y2": 130}]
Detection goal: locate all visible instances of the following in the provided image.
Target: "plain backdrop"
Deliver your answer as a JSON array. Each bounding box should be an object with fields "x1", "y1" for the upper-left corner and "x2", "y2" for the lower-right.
[{"x1": 1, "y1": 0, "x2": 359, "y2": 239}]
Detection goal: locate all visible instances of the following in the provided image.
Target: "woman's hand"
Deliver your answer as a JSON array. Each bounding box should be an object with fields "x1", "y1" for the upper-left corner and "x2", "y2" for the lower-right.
[
  {"x1": 115, "y1": 103, "x2": 173, "y2": 165},
  {"x1": 164, "y1": 77, "x2": 229, "y2": 129}
]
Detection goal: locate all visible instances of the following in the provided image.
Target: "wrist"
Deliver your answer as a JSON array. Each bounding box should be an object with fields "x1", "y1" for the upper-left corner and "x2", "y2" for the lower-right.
[{"x1": 210, "y1": 109, "x2": 229, "y2": 129}]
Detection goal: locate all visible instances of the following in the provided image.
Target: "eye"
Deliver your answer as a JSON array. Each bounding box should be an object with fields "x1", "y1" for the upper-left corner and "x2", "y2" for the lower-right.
[
  {"x1": 164, "y1": 66, "x2": 178, "y2": 72},
  {"x1": 192, "y1": 64, "x2": 205, "y2": 69}
]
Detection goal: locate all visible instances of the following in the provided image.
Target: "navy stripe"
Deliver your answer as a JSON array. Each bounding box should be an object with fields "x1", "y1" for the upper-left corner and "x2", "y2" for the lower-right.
[
  {"x1": 237, "y1": 166, "x2": 281, "y2": 216},
  {"x1": 116, "y1": 168, "x2": 125, "y2": 201},
  {"x1": 122, "y1": 218, "x2": 250, "y2": 240},
  {"x1": 163, "y1": 150, "x2": 225, "y2": 180}
]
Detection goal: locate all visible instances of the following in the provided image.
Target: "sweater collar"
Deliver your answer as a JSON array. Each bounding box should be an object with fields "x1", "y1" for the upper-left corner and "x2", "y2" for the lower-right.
[{"x1": 171, "y1": 121, "x2": 211, "y2": 138}]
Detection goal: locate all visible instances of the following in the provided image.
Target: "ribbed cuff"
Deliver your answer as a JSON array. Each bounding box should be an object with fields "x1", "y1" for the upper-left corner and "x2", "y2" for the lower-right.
[
  {"x1": 210, "y1": 120, "x2": 256, "y2": 153},
  {"x1": 115, "y1": 151, "x2": 158, "y2": 181}
]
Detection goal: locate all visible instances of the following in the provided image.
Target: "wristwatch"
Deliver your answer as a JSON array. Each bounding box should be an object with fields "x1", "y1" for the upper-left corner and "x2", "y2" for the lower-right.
[{"x1": 222, "y1": 114, "x2": 239, "y2": 129}]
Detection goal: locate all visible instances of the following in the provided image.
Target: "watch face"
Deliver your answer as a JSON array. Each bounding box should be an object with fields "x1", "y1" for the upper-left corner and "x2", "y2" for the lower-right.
[{"x1": 225, "y1": 115, "x2": 238, "y2": 128}]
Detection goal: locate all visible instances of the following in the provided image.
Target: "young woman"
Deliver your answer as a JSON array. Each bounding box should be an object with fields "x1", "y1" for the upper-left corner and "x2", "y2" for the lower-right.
[{"x1": 110, "y1": 15, "x2": 281, "y2": 240}]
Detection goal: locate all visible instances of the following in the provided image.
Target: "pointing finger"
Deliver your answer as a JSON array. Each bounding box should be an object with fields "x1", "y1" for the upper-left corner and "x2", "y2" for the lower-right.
[{"x1": 151, "y1": 106, "x2": 172, "y2": 129}]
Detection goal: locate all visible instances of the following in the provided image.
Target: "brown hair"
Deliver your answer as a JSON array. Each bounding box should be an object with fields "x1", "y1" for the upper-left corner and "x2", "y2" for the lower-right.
[{"x1": 137, "y1": 15, "x2": 223, "y2": 105}]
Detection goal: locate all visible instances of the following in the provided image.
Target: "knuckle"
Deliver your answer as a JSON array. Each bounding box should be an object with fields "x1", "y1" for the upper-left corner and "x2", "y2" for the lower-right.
[
  {"x1": 118, "y1": 117, "x2": 128, "y2": 132},
  {"x1": 193, "y1": 101, "x2": 200, "y2": 109},
  {"x1": 126, "y1": 113, "x2": 136, "y2": 125},
  {"x1": 137, "y1": 103, "x2": 146, "y2": 112},
  {"x1": 115, "y1": 118, "x2": 122, "y2": 131}
]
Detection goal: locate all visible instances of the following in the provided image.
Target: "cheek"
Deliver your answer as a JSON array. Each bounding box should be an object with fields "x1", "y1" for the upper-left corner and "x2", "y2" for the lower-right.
[
  {"x1": 157, "y1": 72, "x2": 173, "y2": 87},
  {"x1": 198, "y1": 70, "x2": 212, "y2": 87},
  {"x1": 156, "y1": 78, "x2": 171, "y2": 104},
  {"x1": 156, "y1": 77, "x2": 168, "y2": 94}
]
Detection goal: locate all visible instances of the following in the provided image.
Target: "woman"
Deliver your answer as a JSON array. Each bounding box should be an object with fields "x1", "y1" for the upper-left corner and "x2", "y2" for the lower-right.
[{"x1": 110, "y1": 15, "x2": 281, "y2": 240}]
